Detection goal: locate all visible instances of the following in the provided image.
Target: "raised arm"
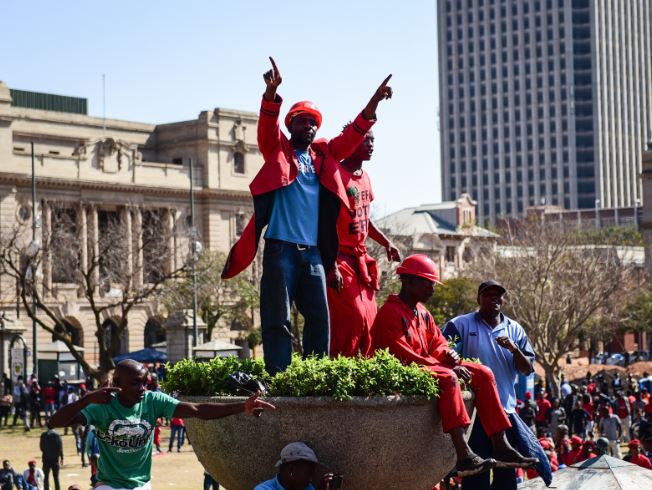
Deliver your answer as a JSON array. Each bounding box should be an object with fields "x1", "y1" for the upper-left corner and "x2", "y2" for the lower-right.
[
  {"x1": 258, "y1": 56, "x2": 283, "y2": 156},
  {"x1": 48, "y1": 387, "x2": 120, "y2": 428},
  {"x1": 329, "y1": 75, "x2": 393, "y2": 161}
]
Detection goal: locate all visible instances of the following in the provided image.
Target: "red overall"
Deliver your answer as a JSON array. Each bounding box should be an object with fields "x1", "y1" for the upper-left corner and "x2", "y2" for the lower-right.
[
  {"x1": 371, "y1": 295, "x2": 512, "y2": 436},
  {"x1": 328, "y1": 168, "x2": 379, "y2": 357},
  {"x1": 221, "y1": 95, "x2": 375, "y2": 279}
]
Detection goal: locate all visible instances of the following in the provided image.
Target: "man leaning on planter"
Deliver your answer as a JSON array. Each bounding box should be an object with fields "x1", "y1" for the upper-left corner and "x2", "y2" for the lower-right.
[
  {"x1": 370, "y1": 255, "x2": 538, "y2": 477},
  {"x1": 48, "y1": 360, "x2": 275, "y2": 490}
]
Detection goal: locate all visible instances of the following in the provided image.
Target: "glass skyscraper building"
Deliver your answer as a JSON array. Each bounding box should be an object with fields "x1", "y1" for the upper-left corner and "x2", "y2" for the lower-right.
[{"x1": 438, "y1": 0, "x2": 651, "y2": 224}]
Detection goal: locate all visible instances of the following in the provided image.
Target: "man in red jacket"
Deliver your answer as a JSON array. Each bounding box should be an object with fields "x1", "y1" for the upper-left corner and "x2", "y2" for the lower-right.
[
  {"x1": 222, "y1": 57, "x2": 393, "y2": 374},
  {"x1": 327, "y1": 127, "x2": 400, "y2": 357},
  {"x1": 625, "y1": 439, "x2": 652, "y2": 469},
  {"x1": 371, "y1": 255, "x2": 537, "y2": 476}
]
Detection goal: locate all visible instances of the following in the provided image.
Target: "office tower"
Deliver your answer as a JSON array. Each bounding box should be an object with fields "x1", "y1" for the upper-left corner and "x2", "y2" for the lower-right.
[{"x1": 438, "y1": 0, "x2": 652, "y2": 225}]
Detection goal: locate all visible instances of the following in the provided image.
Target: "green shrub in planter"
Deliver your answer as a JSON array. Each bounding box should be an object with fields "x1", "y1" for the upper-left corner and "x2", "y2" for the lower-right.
[{"x1": 162, "y1": 349, "x2": 439, "y2": 401}]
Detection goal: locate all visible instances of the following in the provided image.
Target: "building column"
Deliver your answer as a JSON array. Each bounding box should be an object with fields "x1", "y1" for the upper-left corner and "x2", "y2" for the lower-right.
[
  {"x1": 90, "y1": 205, "x2": 100, "y2": 290},
  {"x1": 122, "y1": 206, "x2": 133, "y2": 279},
  {"x1": 166, "y1": 208, "x2": 175, "y2": 273},
  {"x1": 133, "y1": 207, "x2": 143, "y2": 288},
  {"x1": 42, "y1": 201, "x2": 52, "y2": 292},
  {"x1": 78, "y1": 203, "x2": 88, "y2": 275}
]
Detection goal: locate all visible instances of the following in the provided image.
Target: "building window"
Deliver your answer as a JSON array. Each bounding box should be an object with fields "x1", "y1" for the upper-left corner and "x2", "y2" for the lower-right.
[
  {"x1": 235, "y1": 213, "x2": 246, "y2": 237},
  {"x1": 233, "y1": 152, "x2": 245, "y2": 174},
  {"x1": 446, "y1": 246, "x2": 456, "y2": 263}
]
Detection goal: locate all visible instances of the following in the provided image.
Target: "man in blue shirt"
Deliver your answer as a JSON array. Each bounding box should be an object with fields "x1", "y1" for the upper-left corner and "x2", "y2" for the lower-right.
[
  {"x1": 248, "y1": 57, "x2": 392, "y2": 374},
  {"x1": 254, "y1": 442, "x2": 336, "y2": 490},
  {"x1": 443, "y1": 280, "x2": 537, "y2": 489}
]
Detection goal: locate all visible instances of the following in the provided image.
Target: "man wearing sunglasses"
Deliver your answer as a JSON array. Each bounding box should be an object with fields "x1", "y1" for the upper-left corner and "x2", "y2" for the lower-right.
[{"x1": 222, "y1": 57, "x2": 393, "y2": 375}]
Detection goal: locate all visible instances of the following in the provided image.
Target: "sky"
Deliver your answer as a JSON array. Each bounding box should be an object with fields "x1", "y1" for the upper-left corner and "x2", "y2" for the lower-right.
[{"x1": 1, "y1": 0, "x2": 441, "y2": 217}]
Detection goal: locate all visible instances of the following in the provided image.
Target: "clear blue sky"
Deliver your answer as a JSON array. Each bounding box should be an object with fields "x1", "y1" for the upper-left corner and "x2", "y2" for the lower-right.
[{"x1": 2, "y1": 0, "x2": 441, "y2": 216}]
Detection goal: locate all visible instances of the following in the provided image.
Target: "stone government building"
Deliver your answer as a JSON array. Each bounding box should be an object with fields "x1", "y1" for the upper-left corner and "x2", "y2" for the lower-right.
[{"x1": 0, "y1": 81, "x2": 263, "y2": 375}]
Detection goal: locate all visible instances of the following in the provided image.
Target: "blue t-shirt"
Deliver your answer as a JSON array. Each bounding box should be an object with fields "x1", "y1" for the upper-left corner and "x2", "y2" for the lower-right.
[
  {"x1": 254, "y1": 475, "x2": 315, "y2": 490},
  {"x1": 443, "y1": 312, "x2": 534, "y2": 414},
  {"x1": 265, "y1": 150, "x2": 320, "y2": 246}
]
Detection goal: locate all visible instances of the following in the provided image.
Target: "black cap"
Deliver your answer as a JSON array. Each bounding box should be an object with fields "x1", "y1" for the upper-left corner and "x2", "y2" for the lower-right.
[{"x1": 477, "y1": 280, "x2": 506, "y2": 296}]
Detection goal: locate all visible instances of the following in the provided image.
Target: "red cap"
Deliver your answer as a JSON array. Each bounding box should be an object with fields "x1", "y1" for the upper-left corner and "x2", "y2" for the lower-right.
[
  {"x1": 571, "y1": 435, "x2": 583, "y2": 446},
  {"x1": 525, "y1": 392, "x2": 532, "y2": 400},
  {"x1": 628, "y1": 439, "x2": 641, "y2": 448},
  {"x1": 284, "y1": 101, "x2": 322, "y2": 129},
  {"x1": 28, "y1": 460, "x2": 36, "y2": 465},
  {"x1": 396, "y1": 254, "x2": 443, "y2": 284}
]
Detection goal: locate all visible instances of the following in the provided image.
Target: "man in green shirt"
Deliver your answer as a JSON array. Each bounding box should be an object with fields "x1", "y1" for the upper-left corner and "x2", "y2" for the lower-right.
[{"x1": 49, "y1": 360, "x2": 274, "y2": 490}]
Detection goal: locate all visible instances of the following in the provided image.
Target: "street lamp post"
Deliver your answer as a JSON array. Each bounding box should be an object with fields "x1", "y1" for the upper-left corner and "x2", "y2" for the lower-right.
[
  {"x1": 30, "y1": 141, "x2": 38, "y2": 377},
  {"x1": 635, "y1": 199, "x2": 641, "y2": 229},
  {"x1": 594, "y1": 199, "x2": 600, "y2": 228}
]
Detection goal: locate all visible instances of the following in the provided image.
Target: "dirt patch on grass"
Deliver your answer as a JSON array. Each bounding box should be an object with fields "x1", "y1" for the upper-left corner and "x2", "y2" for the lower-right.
[{"x1": 0, "y1": 425, "x2": 204, "y2": 490}]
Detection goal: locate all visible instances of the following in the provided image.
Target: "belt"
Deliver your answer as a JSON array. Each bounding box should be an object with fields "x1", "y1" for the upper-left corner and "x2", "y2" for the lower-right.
[{"x1": 267, "y1": 238, "x2": 315, "y2": 251}]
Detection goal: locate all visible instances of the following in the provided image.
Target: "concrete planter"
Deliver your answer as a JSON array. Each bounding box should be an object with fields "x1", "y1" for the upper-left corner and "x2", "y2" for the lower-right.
[{"x1": 182, "y1": 392, "x2": 475, "y2": 490}]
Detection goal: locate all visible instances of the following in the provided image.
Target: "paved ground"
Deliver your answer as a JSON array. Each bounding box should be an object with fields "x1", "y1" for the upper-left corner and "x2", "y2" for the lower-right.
[{"x1": 0, "y1": 424, "x2": 205, "y2": 490}]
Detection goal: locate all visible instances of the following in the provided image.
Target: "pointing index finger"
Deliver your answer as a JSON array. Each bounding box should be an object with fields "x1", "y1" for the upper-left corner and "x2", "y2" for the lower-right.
[
  {"x1": 380, "y1": 74, "x2": 392, "y2": 87},
  {"x1": 269, "y1": 56, "x2": 279, "y2": 75}
]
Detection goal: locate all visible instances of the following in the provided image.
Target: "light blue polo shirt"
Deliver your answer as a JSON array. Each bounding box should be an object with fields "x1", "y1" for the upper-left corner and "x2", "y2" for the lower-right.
[
  {"x1": 265, "y1": 150, "x2": 320, "y2": 246},
  {"x1": 254, "y1": 475, "x2": 316, "y2": 490},
  {"x1": 443, "y1": 312, "x2": 534, "y2": 414}
]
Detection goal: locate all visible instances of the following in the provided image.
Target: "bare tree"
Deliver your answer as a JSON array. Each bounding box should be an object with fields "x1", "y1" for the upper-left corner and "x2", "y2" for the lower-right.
[
  {"x1": 160, "y1": 250, "x2": 259, "y2": 342},
  {"x1": 0, "y1": 204, "x2": 191, "y2": 382},
  {"x1": 472, "y1": 217, "x2": 639, "y2": 395}
]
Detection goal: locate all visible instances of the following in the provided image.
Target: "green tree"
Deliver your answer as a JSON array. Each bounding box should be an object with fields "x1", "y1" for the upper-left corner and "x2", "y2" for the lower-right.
[
  {"x1": 425, "y1": 276, "x2": 478, "y2": 326},
  {"x1": 620, "y1": 288, "x2": 652, "y2": 353}
]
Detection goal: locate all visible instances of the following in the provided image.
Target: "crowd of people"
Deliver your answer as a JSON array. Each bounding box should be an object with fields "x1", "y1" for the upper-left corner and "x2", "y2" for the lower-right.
[{"x1": 511, "y1": 371, "x2": 652, "y2": 482}]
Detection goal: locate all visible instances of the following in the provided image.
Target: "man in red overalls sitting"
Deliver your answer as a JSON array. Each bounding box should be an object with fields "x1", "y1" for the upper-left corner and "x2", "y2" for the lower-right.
[{"x1": 371, "y1": 255, "x2": 538, "y2": 476}]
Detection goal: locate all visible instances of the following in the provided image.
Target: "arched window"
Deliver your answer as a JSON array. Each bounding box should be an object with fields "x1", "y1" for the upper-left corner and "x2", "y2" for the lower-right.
[
  {"x1": 233, "y1": 152, "x2": 245, "y2": 174},
  {"x1": 53, "y1": 317, "x2": 84, "y2": 347},
  {"x1": 102, "y1": 318, "x2": 129, "y2": 356},
  {"x1": 144, "y1": 318, "x2": 166, "y2": 348}
]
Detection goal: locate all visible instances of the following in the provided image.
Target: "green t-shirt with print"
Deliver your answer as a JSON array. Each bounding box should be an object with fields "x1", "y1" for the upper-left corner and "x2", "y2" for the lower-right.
[{"x1": 81, "y1": 390, "x2": 179, "y2": 489}]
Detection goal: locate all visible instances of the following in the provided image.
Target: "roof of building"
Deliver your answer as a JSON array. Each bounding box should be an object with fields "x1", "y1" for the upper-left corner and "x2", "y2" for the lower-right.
[{"x1": 377, "y1": 203, "x2": 498, "y2": 239}]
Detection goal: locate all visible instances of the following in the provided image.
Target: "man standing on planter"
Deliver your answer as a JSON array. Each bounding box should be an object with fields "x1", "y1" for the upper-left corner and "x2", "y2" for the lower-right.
[
  {"x1": 443, "y1": 280, "x2": 549, "y2": 489},
  {"x1": 48, "y1": 360, "x2": 274, "y2": 490},
  {"x1": 222, "y1": 57, "x2": 393, "y2": 374},
  {"x1": 327, "y1": 127, "x2": 400, "y2": 357},
  {"x1": 371, "y1": 255, "x2": 537, "y2": 477}
]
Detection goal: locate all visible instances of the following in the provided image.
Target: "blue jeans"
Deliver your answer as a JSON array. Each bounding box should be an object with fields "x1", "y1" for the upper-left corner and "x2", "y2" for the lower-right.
[
  {"x1": 169, "y1": 425, "x2": 184, "y2": 451},
  {"x1": 260, "y1": 239, "x2": 330, "y2": 374},
  {"x1": 462, "y1": 414, "x2": 518, "y2": 490}
]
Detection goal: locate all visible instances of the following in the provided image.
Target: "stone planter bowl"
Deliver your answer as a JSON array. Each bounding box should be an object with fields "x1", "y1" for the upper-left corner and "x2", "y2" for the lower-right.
[{"x1": 182, "y1": 392, "x2": 475, "y2": 490}]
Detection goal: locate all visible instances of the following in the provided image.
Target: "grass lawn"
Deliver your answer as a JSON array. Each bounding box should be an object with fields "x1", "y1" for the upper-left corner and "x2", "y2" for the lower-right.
[{"x1": 0, "y1": 425, "x2": 205, "y2": 490}]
